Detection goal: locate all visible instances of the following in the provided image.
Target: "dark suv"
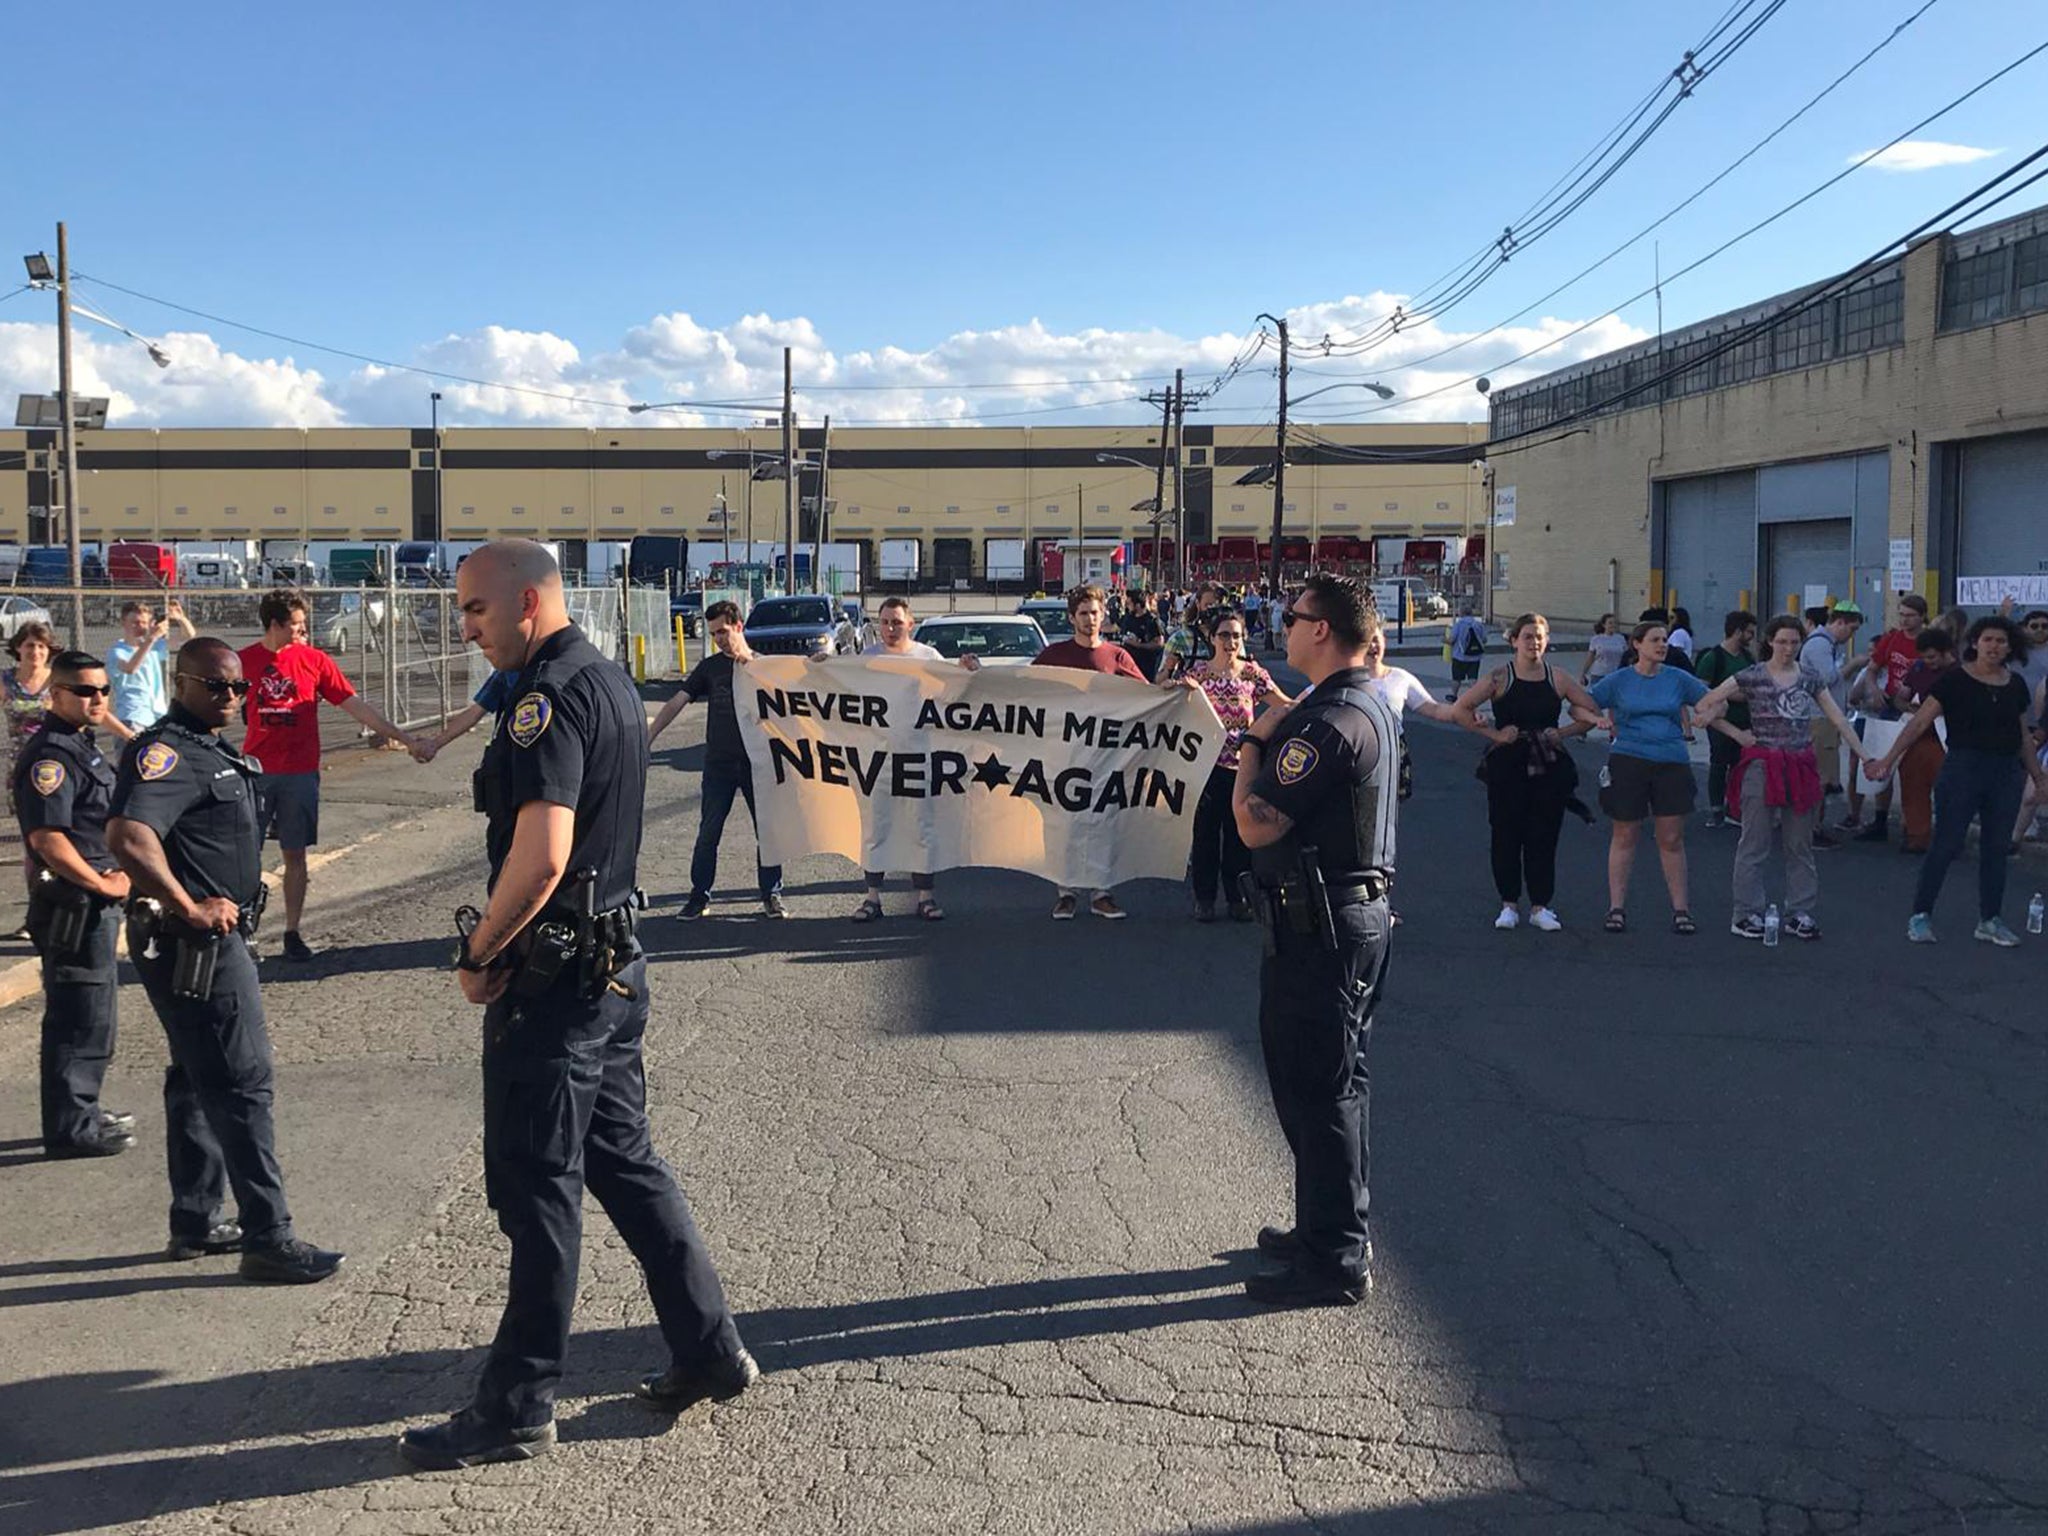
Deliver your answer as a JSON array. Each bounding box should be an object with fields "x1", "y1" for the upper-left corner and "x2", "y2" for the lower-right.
[{"x1": 741, "y1": 595, "x2": 861, "y2": 657}]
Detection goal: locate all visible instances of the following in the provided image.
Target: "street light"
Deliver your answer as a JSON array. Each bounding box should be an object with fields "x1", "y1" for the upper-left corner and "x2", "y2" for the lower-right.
[
  {"x1": 1096, "y1": 451, "x2": 1169, "y2": 590},
  {"x1": 430, "y1": 391, "x2": 444, "y2": 541},
  {"x1": 703, "y1": 447, "x2": 820, "y2": 587},
  {"x1": 1290, "y1": 380, "x2": 1396, "y2": 407}
]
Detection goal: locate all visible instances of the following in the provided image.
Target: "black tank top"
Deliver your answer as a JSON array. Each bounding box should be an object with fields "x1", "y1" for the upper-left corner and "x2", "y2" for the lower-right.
[{"x1": 1494, "y1": 665, "x2": 1562, "y2": 735}]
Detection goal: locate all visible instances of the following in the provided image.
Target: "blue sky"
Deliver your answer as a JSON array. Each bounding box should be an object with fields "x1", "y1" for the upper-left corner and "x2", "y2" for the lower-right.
[{"x1": 3, "y1": 0, "x2": 2042, "y2": 429}]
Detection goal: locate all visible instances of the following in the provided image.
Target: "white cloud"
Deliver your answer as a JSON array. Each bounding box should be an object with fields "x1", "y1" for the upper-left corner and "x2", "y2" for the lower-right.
[
  {"x1": 1852, "y1": 140, "x2": 2000, "y2": 173},
  {"x1": 0, "y1": 291, "x2": 1649, "y2": 433}
]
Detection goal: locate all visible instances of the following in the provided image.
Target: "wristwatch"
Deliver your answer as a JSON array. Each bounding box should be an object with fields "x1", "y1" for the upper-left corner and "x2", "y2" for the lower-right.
[{"x1": 454, "y1": 938, "x2": 491, "y2": 974}]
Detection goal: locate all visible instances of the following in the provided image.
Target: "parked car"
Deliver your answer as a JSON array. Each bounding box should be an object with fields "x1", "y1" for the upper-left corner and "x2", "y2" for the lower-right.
[
  {"x1": 1369, "y1": 577, "x2": 1446, "y2": 621},
  {"x1": 314, "y1": 592, "x2": 386, "y2": 653},
  {"x1": 670, "y1": 590, "x2": 704, "y2": 638},
  {"x1": 1017, "y1": 598, "x2": 1074, "y2": 640},
  {"x1": 0, "y1": 595, "x2": 53, "y2": 640},
  {"x1": 913, "y1": 614, "x2": 1047, "y2": 666},
  {"x1": 740, "y1": 594, "x2": 861, "y2": 657}
]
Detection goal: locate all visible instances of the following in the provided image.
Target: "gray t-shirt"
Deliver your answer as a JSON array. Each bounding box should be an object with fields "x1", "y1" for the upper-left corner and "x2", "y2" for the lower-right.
[
  {"x1": 1798, "y1": 631, "x2": 1848, "y2": 707},
  {"x1": 1738, "y1": 662, "x2": 1827, "y2": 750}
]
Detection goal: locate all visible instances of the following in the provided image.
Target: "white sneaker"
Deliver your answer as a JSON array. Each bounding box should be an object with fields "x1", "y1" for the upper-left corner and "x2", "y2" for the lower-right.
[
  {"x1": 1494, "y1": 906, "x2": 1520, "y2": 930},
  {"x1": 1528, "y1": 906, "x2": 1563, "y2": 932}
]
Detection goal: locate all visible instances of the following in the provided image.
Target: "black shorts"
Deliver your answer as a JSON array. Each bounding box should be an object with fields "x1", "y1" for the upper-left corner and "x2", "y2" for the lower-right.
[{"x1": 1600, "y1": 754, "x2": 1695, "y2": 822}]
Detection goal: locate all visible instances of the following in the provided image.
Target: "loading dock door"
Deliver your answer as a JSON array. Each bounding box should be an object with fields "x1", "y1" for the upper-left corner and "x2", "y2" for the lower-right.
[
  {"x1": 1957, "y1": 430, "x2": 2048, "y2": 608},
  {"x1": 1662, "y1": 471, "x2": 1757, "y2": 622},
  {"x1": 1765, "y1": 520, "x2": 1853, "y2": 614}
]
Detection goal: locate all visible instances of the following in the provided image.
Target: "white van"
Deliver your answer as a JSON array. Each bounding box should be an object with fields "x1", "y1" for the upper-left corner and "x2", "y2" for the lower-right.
[{"x1": 180, "y1": 552, "x2": 248, "y2": 588}]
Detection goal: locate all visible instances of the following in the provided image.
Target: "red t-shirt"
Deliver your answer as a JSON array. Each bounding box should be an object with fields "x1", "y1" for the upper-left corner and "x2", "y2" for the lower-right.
[
  {"x1": 1868, "y1": 628, "x2": 1921, "y2": 699},
  {"x1": 1031, "y1": 639, "x2": 1146, "y2": 680},
  {"x1": 238, "y1": 642, "x2": 355, "y2": 775}
]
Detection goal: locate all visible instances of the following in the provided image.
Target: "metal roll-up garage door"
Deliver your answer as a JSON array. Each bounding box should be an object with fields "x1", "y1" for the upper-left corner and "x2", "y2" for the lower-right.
[
  {"x1": 1766, "y1": 520, "x2": 1854, "y2": 615},
  {"x1": 1957, "y1": 431, "x2": 2048, "y2": 608},
  {"x1": 1661, "y1": 470, "x2": 1756, "y2": 622}
]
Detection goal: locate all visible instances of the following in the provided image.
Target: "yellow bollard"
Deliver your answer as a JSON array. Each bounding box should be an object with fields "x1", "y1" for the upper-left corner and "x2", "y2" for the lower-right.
[
  {"x1": 674, "y1": 616, "x2": 687, "y2": 671},
  {"x1": 634, "y1": 633, "x2": 648, "y2": 684}
]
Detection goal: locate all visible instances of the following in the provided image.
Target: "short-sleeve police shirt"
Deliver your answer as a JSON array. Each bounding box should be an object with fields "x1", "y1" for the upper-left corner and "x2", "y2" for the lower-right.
[
  {"x1": 1247, "y1": 666, "x2": 1389, "y2": 874},
  {"x1": 15, "y1": 718, "x2": 118, "y2": 874},
  {"x1": 483, "y1": 625, "x2": 646, "y2": 911},
  {"x1": 108, "y1": 704, "x2": 264, "y2": 906}
]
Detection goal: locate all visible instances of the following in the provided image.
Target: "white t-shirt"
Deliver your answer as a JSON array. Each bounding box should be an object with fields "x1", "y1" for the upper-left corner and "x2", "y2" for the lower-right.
[
  {"x1": 1668, "y1": 627, "x2": 1695, "y2": 659},
  {"x1": 879, "y1": 642, "x2": 945, "y2": 661},
  {"x1": 1361, "y1": 666, "x2": 1433, "y2": 729}
]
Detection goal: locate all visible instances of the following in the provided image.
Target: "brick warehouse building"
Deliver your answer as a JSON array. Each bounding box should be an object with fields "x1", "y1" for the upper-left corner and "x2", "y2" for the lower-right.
[
  {"x1": 1486, "y1": 202, "x2": 2048, "y2": 625},
  {"x1": 0, "y1": 417, "x2": 1488, "y2": 591}
]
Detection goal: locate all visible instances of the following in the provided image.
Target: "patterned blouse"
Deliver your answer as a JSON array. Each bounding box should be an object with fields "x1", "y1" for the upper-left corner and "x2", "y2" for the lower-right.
[
  {"x1": 2, "y1": 666, "x2": 52, "y2": 811},
  {"x1": 1189, "y1": 659, "x2": 1276, "y2": 771}
]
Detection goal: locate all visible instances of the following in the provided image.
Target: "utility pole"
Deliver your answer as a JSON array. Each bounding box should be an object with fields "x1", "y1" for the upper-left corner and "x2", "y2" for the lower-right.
[
  {"x1": 719, "y1": 473, "x2": 731, "y2": 574},
  {"x1": 1258, "y1": 313, "x2": 1289, "y2": 627},
  {"x1": 56, "y1": 223, "x2": 83, "y2": 645},
  {"x1": 1146, "y1": 386, "x2": 1172, "y2": 592},
  {"x1": 781, "y1": 347, "x2": 796, "y2": 594},
  {"x1": 430, "y1": 390, "x2": 444, "y2": 542},
  {"x1": 811, "y1": 413, "x2": 831, "y2": 593},
  {"x1": 1076, "y1": 481, "x2": 1085, "y2": 590},
  {"x1": 1171, "y1": 366, "x2": 1187, "y2": 591}
]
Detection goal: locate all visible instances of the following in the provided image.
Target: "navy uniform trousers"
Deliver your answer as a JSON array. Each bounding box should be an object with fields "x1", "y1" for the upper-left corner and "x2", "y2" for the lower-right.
[
  {"x1": 477, "y1": 952, "x2": 743, "y2": 1429},
  {"x1": 34, "y1": 902, "x2": 120, "y2": 1150},
  {"x1": 128, "y1": 925, "x2": 294, "y2": 1248},
  {"x1": 1256, "y1": 898, "x2": 1391, "y2": 1279}
]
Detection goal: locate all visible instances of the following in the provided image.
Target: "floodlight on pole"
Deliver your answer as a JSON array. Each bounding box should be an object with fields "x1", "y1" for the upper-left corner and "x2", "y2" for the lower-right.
[{"x1": 22, "y1": 253, "x2": 54, "y2": 284}]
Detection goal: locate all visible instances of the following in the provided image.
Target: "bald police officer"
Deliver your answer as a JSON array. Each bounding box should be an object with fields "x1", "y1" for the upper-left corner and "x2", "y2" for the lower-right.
[
  {"x1": 1233, "y1": 573, "x2": 1400, "y2": 1308},
  {"x1": 17, "y1": 651, "x2": 136, "y2": 1159},
  {"x1": 108, "y1": 638, "x2": 345, "y2": 1278},
  {"x1": 399, "y1": 540, "x2": 754, "y2": 1472}
]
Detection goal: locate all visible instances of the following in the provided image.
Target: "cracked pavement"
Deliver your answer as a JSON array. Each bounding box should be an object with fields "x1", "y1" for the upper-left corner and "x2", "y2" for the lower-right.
[{"x1": 1, "y1": 675, "x2": 2045, "y2": 1535}]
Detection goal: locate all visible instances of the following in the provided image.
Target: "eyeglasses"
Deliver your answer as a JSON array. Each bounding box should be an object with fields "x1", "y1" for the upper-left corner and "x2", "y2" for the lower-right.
[
  {"x1": 1281, "y1": 609, "x2": 1322, "y2": 629},
  {"x1": 175, "y1": 672, "x2": 251, "y2": 697},
  {"x1": 58, "y1": 683, "x2": 111, "y2": 699},
  {"x1": 1214, "y1": 630, "x2": 1245, "y2": 642}
]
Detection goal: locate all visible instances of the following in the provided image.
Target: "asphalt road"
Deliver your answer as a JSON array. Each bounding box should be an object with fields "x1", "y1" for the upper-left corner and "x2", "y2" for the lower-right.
[{"x1": 0, "y1": 660, "x2": 2044, "y2": 1535}]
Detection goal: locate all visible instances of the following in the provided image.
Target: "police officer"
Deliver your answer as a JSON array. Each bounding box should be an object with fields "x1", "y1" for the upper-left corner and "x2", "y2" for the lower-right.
[
  {"x1": 16, "y1": 651, "x2": 136, "y2": 1159},
  {"x1": 399, "y1": 540, "x2": 754, "y2": 1472},
  {"x1": 107, "y1": 637, "x2": 345, "y2": 1279},
  {"x1": 1232, "y1": 573, "x2": 1400, "y2": 1308}
]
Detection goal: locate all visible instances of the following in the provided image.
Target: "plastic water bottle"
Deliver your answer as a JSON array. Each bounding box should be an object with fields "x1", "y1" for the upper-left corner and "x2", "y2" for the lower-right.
[
  {"x1": 2029, "y1": 892, "x2": 2045, "y2": 936},
  {"x1": 1763, "y1": 904, "x2": 1780, "y2": 948}
]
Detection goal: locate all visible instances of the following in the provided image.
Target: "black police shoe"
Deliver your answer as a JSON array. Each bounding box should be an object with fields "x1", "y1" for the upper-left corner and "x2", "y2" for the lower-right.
[
  {"x1": 97, "y1": 1107, "x2": 137, "y2": 1134},
  {"x1": 282, "y1": 931, "x2": 316, "y2": 962},
  {"x1": 397, "y1": 1407, "x2": 556, "y2": 1471},
  {"x1": 1255, "y1": 1224, "x2": 1301, "y2": 1257},
  {"x1": 46, "y1": 1124, "x2": 135, "y2": 1159},
  {"x1": 167, "y1": 1221, "x2": 245, "y2": 1261},
  {"x1": 239, "y1": 1239, "x2": 345, "y2": 1284},
  {"x1": 636, "y1": 1347, "x2": 760, "y2": 1412},
  {"x1": 680, "y1": 892, "x2": 711, "y2": 920},
  {"x1": 1244, "y1": 1247, "x2": 1372, "y2": 1309}
]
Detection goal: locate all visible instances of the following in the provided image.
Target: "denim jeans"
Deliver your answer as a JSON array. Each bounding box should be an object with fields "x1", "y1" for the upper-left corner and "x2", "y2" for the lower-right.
[
  {"x1": 689, "y1": 758, "x2": 782, "y2": 900},
  {"x1": 1911, "y1": 748, "x2": 2025, "y2": 922}
]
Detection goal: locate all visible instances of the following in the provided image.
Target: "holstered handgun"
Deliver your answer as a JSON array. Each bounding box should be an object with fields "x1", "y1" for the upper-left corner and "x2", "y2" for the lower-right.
[
  {"x1": 1237, "y1": 872, "x2": 1281, "y2": 957},
  {"x1": 244, "y1": 882, "x2": 269, "y2": 938},
  {"x1": 1296, "y1": 850, "x2": 1338, "y2": 952},
  {"x1": 33, "y1": 868, "x2": 97, "y2": 959}
]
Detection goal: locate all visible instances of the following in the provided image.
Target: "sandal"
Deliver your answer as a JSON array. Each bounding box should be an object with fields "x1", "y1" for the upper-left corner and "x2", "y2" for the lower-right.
[
  {"x1": 1604, "y1": 907, "x2": 1627, "y2": 933},
  {"x1": 916, "y1": 898, "x2": 946, "y2": 922},
  {"x1": 1671, "y1": 910, "x2": 1697, "y2": 935},
  {"x1": 850, "y1": 895, "x2": 884, "y2": 924}
]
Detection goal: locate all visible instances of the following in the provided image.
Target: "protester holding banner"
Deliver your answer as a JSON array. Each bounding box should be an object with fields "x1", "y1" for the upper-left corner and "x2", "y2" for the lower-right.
[
  {"x1": 648, "y1": 601, "x2": 786, "y2": 921},
  {"x1": 1183, "y1": 610, "x2": 1290, "y2": 922},
  {"x1": 1890, "y1": 627, "x2": 1956, "y2": 854},
  {"x1": 1033, "y1": 586, "x2": 1145, "y2": 920},
  {"x1": 853, "y1": 596, "x2": 951, "y2": 922}
]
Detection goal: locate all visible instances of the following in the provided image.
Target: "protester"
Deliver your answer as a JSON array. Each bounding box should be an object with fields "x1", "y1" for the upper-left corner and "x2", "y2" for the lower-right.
[
  {"x1": 1580, "y1": 614, "x2": 1627, "y2": 686},
  {"x1": 1667, "y1": 607, "x2": 1696, "y2": 663},
  {"x1": 107, "y1": 599, "x2": 196, "y2": 733},
  {"x1": 2012, "y1": 610, "x2": 2048, "y2": 848},
  {"x1": 1846, "y1": 595, "x2": 1929, "y2": 844},
  {"x1": 1872, "y1": 615, "x2": 2048, "y2": 945},
  {"x1": 1935, "y1": 604, "x2": 1971, "y2": 642},
  {"x1": 1695, "y1": 616, "x2": 1874, "y2": 941},
  {"x1": 851, "y1": 596, "x2": 951, "y2": 922},
  {"x1": 1692, "y1": 610, "x2": 1758, "y2": 829},
  {"x1": 1032, "y1": 585, "x2": 1146, "y2": 919},
  {"x1": 1183, "y1": 610, "x2": 1290, "y2": 921},
  {"x1": 1446, "y1": 605, "x2": 1487, "y2": 697},
  {"x1": 1452, "y1": 613, "x2": 1600, "y2": 931},
  {"x1": 648, "y1": 600, "x2": 785, "y2": 920},
  {"x1": 1117, "y1": 589, "x2": 1166, "y2": 682},
  {"x1": 239, "y1": 590, "x2": 417, "y2": 960},
  {"x1": 5, "y1": 621, "x2": 58, "y2": 937},
  {"x1": 1798, "y1": 602, "x2": 1866, "y2": 835},
  {"x1": 1587, "y1": 620, "x2": 1719, "y2": 934},
  {"x1": 409, "y1": 670, "x2": 520, "y2": 763},
  {"x1": 1890, "y1": 627, "x2": 1957, "y2": 854}
]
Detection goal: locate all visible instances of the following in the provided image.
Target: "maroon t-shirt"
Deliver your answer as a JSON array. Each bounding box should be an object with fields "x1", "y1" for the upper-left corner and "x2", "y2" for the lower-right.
[{"x1": 1031, "y1": 640, "x2": 1146, "y2": 680}]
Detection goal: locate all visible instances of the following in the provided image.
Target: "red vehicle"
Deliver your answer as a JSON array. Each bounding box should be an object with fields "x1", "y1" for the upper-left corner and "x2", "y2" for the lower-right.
[{"x1": 106, "y1": 542, "x2": 177, "y2": 589}]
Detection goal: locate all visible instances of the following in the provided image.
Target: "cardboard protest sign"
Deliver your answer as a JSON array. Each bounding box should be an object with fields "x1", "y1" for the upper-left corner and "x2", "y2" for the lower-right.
[{"x1": 737, "y1": 656, "x2": 1223, "y2": 889}]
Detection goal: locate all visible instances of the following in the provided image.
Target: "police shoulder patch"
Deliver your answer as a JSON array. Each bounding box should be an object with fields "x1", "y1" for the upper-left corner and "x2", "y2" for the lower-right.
[
  {"x1": 137, "y1": 741, "x2": 180, "y2": 781},
  {"x1": 30, "y1": 758, "x2": 65, "y2": 796},
  {"x1": 508, "y1": 692, "x2": 553, "y2": 749},
  {"x1": 1274, "y1": 737, "x2": 1319, "y2": 786}
]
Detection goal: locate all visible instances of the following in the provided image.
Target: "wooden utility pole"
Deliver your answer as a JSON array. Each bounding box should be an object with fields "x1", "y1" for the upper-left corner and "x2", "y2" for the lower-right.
[
  {"x1": 1147, "y1": 387, "x2": 1171, "y2": 591},
  {"x1": 781, "y1": 347, "x2": 796, "y2": 593},
  {"x1": 811, "y1": 414, "x2": 831, "y2": 593},
  {"x1": 56, "y1": 223, "x2": 83, "y2": 644},
  {"x1": 1258, "y1": 314, "x2": 1290, "y2": 618},
  {"x1": 1170, "y1": 366, "x2": 1187, "y2": 590}
]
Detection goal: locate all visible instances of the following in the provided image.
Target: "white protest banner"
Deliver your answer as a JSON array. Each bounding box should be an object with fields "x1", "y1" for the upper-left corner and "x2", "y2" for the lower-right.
[
  {"x1": 1955, "y1": 574, "x2": 2048, "y2": 607},
  {"x1": 737, "y1": 656, "x2": 1224, "y2": 889}
]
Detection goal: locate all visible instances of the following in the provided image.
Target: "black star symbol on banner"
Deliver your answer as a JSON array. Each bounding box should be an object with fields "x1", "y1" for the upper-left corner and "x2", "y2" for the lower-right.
[{"x1": 970, "y1": 754, "x2": 1012, "y2": 789}]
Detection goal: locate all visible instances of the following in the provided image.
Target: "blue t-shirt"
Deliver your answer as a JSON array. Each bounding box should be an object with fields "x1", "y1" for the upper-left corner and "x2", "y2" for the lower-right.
[
  {"x1": 1588, "y1": 665, "x2": 1710, "y2": 765},
  {"x1": 473, "y1": 669, "x2": 519, "y2": 714},
  {"x1": 105, "y1": 637, "x2": 169, "y2": 728}
]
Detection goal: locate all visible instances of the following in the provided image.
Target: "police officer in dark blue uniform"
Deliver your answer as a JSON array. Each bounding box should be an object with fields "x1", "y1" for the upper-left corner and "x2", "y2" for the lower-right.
[
  {"x1": 16, "y1": 651, "x2": 136, "y2": 1159},
  {"x1": 399, "y1": 540, "x2": 754, "y2": 1472},
  {"x1": 1233, "y1": 573, "x2": 1401, "y2": 1308},
  {"x1": 108, "y1": 637, "x2": 345, "y2": 1279}
]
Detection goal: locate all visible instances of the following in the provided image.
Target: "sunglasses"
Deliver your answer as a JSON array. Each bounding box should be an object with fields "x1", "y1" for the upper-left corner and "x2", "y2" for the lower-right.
[
  {"x1": 58, "y1": 683, "x2": 111, "y2": 700},
  {"x1": 1281, "y1": 609, "x2": 1322, "y2": 629},
  {"x1": 176, "y1": 672, "x2": 252, "y2": 697}
]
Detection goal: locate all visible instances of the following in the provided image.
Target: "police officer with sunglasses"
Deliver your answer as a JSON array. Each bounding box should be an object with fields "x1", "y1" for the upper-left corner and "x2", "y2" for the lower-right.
[
  {"x1": 107, "y1": 638, "x2": 345, "y2": 1280},
  {"x1": 15, "y1": 652, "x2": 136, "y2": 1159}
]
